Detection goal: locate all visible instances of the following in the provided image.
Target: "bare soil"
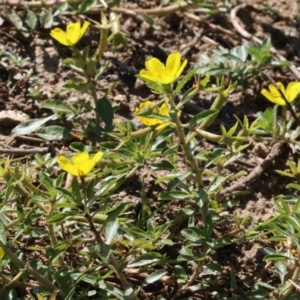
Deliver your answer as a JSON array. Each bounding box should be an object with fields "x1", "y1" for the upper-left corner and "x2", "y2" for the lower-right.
[{"x1": 1, "y1": 0, "x2": 300, "y2": 299}]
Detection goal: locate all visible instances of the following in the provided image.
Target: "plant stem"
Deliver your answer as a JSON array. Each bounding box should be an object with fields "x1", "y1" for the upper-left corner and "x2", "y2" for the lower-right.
[
  {"x1": 47, "y1": 223, "x2": 68, "y2": 269},
  {"x1": 93, "y1": 13, "x2": 109, "y2": 62},
  {"x1": 84, "y1": 213, "x2": 137, "y2": 299},
  {"x1": 168, "y1": 95, "x2": 203, "y2": 188},
  {"x1": 89, "y1": 82, "x2": 100, "y2": 127}
]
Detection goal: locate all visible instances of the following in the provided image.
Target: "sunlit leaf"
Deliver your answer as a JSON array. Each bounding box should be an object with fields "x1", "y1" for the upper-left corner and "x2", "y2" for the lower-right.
[{"x1": 11, "y1": 115, "x2": 56, "y2": 137}]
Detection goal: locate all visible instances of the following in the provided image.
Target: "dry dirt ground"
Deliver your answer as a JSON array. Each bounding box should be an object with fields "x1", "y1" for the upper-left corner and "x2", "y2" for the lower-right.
[{"x1": 1, "y1": 0, "x2": 300, "y2": 299}]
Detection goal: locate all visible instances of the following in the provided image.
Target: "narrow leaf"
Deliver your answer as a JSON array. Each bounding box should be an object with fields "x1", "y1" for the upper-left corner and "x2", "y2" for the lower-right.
[
  {"x1": 141, "y1": 270, "x2": 167, "y2": 287},
  {"x1": 11, "y1": 115, "x2": 55, "y2": 137}
]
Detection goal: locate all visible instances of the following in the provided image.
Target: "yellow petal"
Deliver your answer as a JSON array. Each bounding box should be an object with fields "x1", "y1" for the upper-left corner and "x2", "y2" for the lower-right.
[
  {"x1": 138, "y1": 101, "x2": 155, "y2": 111},
  {"x1": 66, "y1": 21, "x2": 82, "y2": 45},
  {"x1": 57, "y1": 156, "x2": 80, "y2": 176},
  {"x1": 155, "y1": 122, "x2": 169, "y2": 131},
  {"x1": 286, "y1": 82, "x2": 300, "y2": 102},
  {"x1": 261, "y1": 89, "x2": 279, "y2": 105},
  {"x1": 175, "y1": 59, "x2": 188, "y2": 78},
  {"x1": 72, "y1": 151, "x2": 89, "y2": 165},
  {"x1": 138, "y1": 116, "x2": 156, "y2": 126},
  {"x1": 271, "y1": 82, "x2": 286, "y2": 96},
  {"x1": 166, "y1": 52, "x2": 181, "y2": 76},
  {"x1": 145, "y1": 57, "x2": 165, "y2": 80},
  {"x1": 50, "y1": 28, "x2": 70, "y2": 46},
  {"x1": 135, "y1": 101, "x2": 162, "y2": 126},
  {"x1": 139, "y1": 69, "x2": 157, "y2": 82},
  {"x1": 92, "y1": 151, "x2": 103, "y2": 164},
  {"x1": 36, "y1": 294, "x2": 44, "y2": 300},
  {"x1": 261, "y1": 83, "x2": 285, "y2": 105},
  {"x1": 78, "y1": 160, "x2": 95, "y2": 176},
  {"x1": 79, "y1": 21, "x2": 90, "y2": 39},
  {"x1": 136, "y1": 114, "x2": 161, "y2": 126},
  {"x1": 159, "y1": 103, "x2": 170, "y2": 116},
  {"x1": 0, "y1": 247, "x2": 4, "y2": 259}
]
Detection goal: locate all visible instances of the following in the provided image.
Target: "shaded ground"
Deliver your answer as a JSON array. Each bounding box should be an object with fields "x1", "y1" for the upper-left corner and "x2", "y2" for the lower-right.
[{"x1": 1, "y1": 0, "x2": 300, "y2": 299}]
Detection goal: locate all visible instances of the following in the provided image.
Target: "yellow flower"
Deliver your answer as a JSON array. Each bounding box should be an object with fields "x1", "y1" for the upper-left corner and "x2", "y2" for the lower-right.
[
  {"x1": 261, "y1": 82, "x2": 300, "y2": 106},
  {"x1": 58, "y1": 151, "x2": 103, "y2": 176},
  {"x1": 134, "y1": 101, "x2": 175, "y2": 131},
  {"x1": 139, "y1": 52, "x2": 187, "y2": 85},
  {"x1": 50, "y1": 21, "x2": 90, "y2": 46}
]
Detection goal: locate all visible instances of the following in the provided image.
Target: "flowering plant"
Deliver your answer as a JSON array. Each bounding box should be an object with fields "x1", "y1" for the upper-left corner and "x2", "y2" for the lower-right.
[
  {"x1": 58, "y1": 151, "x2": 103, "y2": 176},
  {"x1": 139, "y1": 52, "x2": 187, "y2": 85},
  {"x1": 261, "y1": 82, "x2": 300, "y2": 106},
  {"x1": 50, "y1": 21, "x2": 90, "y2": 46}
]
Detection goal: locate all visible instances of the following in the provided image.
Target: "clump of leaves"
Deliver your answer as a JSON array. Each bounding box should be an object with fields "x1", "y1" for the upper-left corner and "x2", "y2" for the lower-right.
[{"x1": 196, "y1": 38, "x2": 290, "y2": 88}]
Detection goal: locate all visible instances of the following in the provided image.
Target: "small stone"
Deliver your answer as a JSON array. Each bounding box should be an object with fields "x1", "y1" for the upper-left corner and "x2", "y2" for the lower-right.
[{"x1": 0, "y1": 110, "x2": 30, "y2": 127}]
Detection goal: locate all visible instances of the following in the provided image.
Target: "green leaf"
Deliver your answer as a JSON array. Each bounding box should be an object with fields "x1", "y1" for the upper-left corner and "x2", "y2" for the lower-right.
[
  {"x1": 287, "y1": 183, "x2": 300, "y2": 191},
  {"x1": 71, "y1": 177, "x2": 82, "y2": 205},
  {"x1": 97, "y1": 281, "x2": 123, "y2": 299},
  {"x1": 181, "y1": 228, "x2": 205, "y2": 243},
  {"x1": 4, "y1": 8, "x2": 22, "y2": 30},
  {"x1": 200, "y1": 263, "x2": 222, "y2": 275},
  {"x1": 0, "y1": 223, "x2": 7, "y2": 244},
  {"x1": 222, "y1": 53, "x2": 243, "y2": 63},
  {"x1": 52, "y1": 1, "x2": 69, "y2": 16},
  {"x1": 37, "y1": 126, "x2": 71, "y2": 141},
  {"x1": 150, "y1": 160, "x2": 174, "y2": 170},
  {"x1": 138, "y1": 13, "x2": 154, "y2": 27},
  {"x1": 39, "y1": 8, "x2": 53, "y2": 29},
  {"x1": 96, "y1": 97, "x2": 114, "y2": 131},
  {"x1": 263, "y1": 254, "x2": 290, "y2": 261},
  {"x1": 231, "y1": 44, "x2": 248, "y2": 62},
  {"x1": 174, "y1": 265, "x2": 187, "y2": 284},
  {"x1": 105, "y1": 202, "x2": 134, "y2": 224},
  {"x1": 69, "y1": 142, "x2": 94, "y2": 153},
  {"x1": 105, "y1": 219, "x2": 119, "y2": 245},
  {"x1": 135, "y1": 107, "x2": 169, "y2": 121},
  {"x1": 77, "y1": 0, "x2": 97, "y2": 13},
  {"x1": 175, "y1": 67, "x2": 199, "y2": 93},
  {"x1": 124, "y1": 287, "x2": 136, "y2": 300},
  {"x1": 282, "y1": 216, "x2": 300, "y2": 232},
  {"x1": 47, "y1": 213, "x2": 70, "y2": 224},
  {"x1": 271, "y1": 60, "x2": 290, "y2": 67},
  {"x1": 188, "y1": 109, "x2": 218, "y2": 126},
  {"x1": 11, "y1": 115, "x2": 55, "y2": 137},
  {"x1": 40, "y1": 100, "x2": 74, "y2": 114},
  {"x1": 155, "y1": 172, "x2": 189, "y2": 184},
  {"x1": 55, "y1": 187, "x2": 76, "y2": 201},
  {"x1": 208, "y1": 176, "x2": 226, "y2": 192},
  {"x1": 127, "y1": 252, "x2": 162, "y2": 267},
  {"x1": 159, "y1": 190, "x2": 190, "y2": 200},
  {"x1": 53, "y1": 203, "x2": 77, "y2": 210},
  {"x1": 141, "y1": 270, "x2": 167, "y2": 287},
  {"x1": 25, "y1": 9, "x2": 38, "y2": 29},
  {"x1": 86, "y1": 178, "x2": 95, "y2": 202}
]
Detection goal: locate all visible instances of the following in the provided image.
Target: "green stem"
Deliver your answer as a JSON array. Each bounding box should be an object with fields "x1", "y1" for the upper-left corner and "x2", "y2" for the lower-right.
[
  {"x1": 47, "y1": 223, "x2": 68, "y2": 270},
  {"x1": 282, "y1": 105, "x2": 287, "y2": 134},
  {"x1": 192, "y1": 127, "x2": 222, "y2": 143},
  {"x1": 89, "y1": 83, "x2": 100, "y2": 129},
  {"x1": 79, "y1": 175, "x2": 88, "y2": 207},
  {"x1": 84, "y1": 213, "x2": 138, "y2": 299},
  {"x1": 93, "y1": 15, "x2": 109, "y2": 62},
  {"x1": 168, "y1": 95, "x2": 203, "y2": 189}
]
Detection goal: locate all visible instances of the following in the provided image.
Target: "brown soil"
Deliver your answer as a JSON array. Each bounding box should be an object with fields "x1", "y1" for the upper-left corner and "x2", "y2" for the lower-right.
[{"x1": 1, "y1": 0, "x2": 300, "y2": 299}]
